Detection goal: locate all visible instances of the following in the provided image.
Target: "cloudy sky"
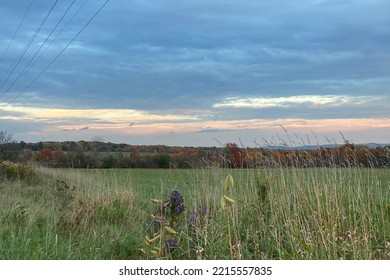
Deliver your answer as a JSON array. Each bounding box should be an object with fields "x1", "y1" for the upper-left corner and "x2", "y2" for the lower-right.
[{"x1": 0, "y1": 0, "x2": 389, "y2": 147}]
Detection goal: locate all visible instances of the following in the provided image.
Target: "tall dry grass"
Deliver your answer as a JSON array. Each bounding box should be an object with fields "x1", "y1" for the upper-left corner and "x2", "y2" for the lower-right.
[{"x1": 0, "y1": 159, "x2": 388, "y2": 259}]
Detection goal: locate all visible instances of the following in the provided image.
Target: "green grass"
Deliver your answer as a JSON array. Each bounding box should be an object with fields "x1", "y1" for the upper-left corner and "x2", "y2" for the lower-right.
[{"x1": 0, "y1": 166, "x2": 389, "y2": 259}]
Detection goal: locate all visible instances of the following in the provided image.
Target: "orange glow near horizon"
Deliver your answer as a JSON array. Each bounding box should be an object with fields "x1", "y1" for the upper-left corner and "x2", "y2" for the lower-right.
[{"x1": 2, "y1": 104, "x2": 389, "y2": 144}]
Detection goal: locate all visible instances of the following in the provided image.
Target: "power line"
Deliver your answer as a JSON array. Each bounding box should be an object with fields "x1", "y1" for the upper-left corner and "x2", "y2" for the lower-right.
[
  {"x1": 0, "y1": 0, "x2": 110, "y2": 110},
  {"x1": 0, "y1": 0, "x2": 59, "y2": 97},
  {"x1": 23, "y1": 0, "x2": 89, "y2": 79},
  {"x1": 0, "y1": 0, "x2": 35, "y2": 85},
  {"x1": 3, "y1": 0, "x2": 76, "y2": 96}
]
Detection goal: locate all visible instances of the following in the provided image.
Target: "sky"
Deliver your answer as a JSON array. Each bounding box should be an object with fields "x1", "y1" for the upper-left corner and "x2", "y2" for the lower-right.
[{"x1": 0, "y1": 0, "x2": 389, "y2": 147}]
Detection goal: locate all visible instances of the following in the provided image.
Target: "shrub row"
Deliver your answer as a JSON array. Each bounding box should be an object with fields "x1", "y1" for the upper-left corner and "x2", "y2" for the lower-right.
[{"x1": 0, "y1": 161, "x2": 36, "y2": 181}]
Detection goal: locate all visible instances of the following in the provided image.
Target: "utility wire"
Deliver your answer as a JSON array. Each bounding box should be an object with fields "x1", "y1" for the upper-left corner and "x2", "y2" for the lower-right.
[
  {"x1": 0, "y1": 0, "x2": 110, "y2": 110},
  {"x1": 0, "y1": 0, "x2": 35, "y2": 84},
  {"x1": 24, "y1": 0, "x2": 89, "y2": 78},
  {"x1": 0, "y1": 0, "x2": 59, "y2": 97},
  {"x1": 3, "y1": 0, "x2": 76, "y2": 96}
]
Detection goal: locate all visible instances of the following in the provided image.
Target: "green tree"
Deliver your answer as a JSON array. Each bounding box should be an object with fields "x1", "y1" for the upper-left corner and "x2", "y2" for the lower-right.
[
  {"x1": 102, "y1": 155, "x2": 117, "y2": 168},
  {"x1": 154, "y1": 154, "x2": 170, "y2": 168}
]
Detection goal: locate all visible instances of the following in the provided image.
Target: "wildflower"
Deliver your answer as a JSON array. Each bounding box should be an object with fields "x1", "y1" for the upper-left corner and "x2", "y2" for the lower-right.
[
  {"x1": 188, "y1": 206, "x2": 208, "y2": 224},
  {"x1": 163, "y1": 237, "x2": 179, "y2": 253},
  {"x1": 169, "y1": 189, "x2": 185, "y2": 215},
  {"x1": 145, "y1": 188, "x2": 185, "y2": 258}
]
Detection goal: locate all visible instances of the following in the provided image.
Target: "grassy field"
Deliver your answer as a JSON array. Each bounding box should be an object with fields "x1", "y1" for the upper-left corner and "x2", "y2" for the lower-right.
[{"x1": 0, "y1": 166, "x2": 389, "y2": 260}]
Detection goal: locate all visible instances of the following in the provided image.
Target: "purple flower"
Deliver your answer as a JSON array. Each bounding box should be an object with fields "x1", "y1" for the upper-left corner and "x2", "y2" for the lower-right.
[
  {"x1": 169, "y1": 189, "x2": 185, "y2": 216},
  {"x1": 164, "y1": 237, "x2": 179, "y2": 253},
  {"x1": 189, "y1": 206, "x2": 209, "y2": 224}
]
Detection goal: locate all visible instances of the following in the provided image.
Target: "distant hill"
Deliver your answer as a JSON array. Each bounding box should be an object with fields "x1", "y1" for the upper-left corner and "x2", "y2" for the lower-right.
[
  {"x1": 262, "y1": 143, "x2": 389, "y2": 150},
  {"x1": 360, "y1": 143, "x2": 390, "y2": 149}
]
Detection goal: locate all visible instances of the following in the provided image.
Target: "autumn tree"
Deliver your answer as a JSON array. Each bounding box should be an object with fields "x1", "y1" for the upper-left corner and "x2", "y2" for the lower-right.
[
  {"x1": 39, "y1": 148, "x2": 52, "y2": 161},
  {"x1": 130, "y1": 148, "x2": 141, "y2": 159},
  {"x1": 226, "y1": 143, "x2": 246, "y2": 168},
  {"x1": 52, "y1": 149, "x2": 64, "y2": 161}
]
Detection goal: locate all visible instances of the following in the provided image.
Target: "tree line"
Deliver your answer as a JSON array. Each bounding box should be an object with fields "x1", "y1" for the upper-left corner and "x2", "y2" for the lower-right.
[{"x1": 1, "y1": 133, "x2": 388, "y2": 169}]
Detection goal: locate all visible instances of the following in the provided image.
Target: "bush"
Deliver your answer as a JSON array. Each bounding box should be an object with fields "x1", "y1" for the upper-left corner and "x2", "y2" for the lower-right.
[{"x1": 0, "y1": 161, "x2": 36, "y2": 181}]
